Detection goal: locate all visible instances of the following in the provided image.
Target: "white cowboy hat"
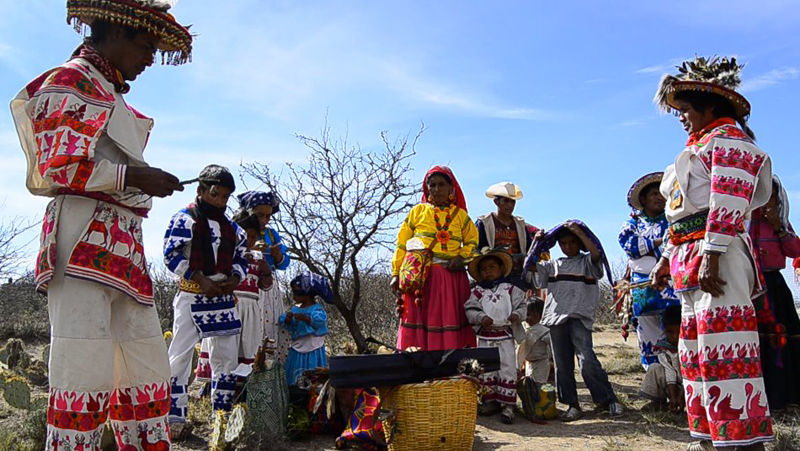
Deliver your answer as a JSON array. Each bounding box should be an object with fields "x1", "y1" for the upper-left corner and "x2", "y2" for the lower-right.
[{"x1": 485, "y1": 182, "x2": 523, "y2": 201}]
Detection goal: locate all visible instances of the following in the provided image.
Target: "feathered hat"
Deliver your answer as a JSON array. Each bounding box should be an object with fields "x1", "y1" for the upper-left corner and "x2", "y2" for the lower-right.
[
  {"x1": 654, "y1": 56, "x2": 753, "y2": 136},
  {"x1": 67, "y1": 0, "x2": 193, "y2": 65}
]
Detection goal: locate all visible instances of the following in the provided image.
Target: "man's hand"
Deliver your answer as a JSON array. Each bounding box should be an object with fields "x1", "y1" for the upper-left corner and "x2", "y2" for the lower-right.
[
  {"x1": 218, "y1": 276, "x2": 240, "y2": 295},
  {"x1": 668, "y1": 385, "x2": 684, "y2": 413},
  {"x1": 195, "y1": 275, "x2": 223, "y2": 298},
  {"x1": 650, "y1": 257, "x2": 671, "y2": 290},
  {"x1": 699, "y1": 252, "x2": 726, "y2": 297},
  {"x1": 508, "y1": 313, "x2": 520, "y2": 324},
  {"x1": 481, "y1": 316, "x2": 494, "y2": 327},
  {"x1": 126, "y1": 166, "x2": 183, "y2": 198}
]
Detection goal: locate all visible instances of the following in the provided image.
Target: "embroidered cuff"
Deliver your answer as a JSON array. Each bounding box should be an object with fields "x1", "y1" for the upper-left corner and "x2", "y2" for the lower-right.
[
  {"x1": 703, "y1": 241, "x2": 728, "y2": 254},
  {"x1": 115, "y1": 164, "x2": 127, "y2": 192}
]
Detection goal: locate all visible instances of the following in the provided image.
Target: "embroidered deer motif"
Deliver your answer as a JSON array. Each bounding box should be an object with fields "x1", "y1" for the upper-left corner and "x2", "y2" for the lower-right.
[
  {"x1": 109, "y1": 214, "x2": 134, "y2": 257},
  {"x1": 138, "y1": 423, "x2": 170, "y2": 451}
]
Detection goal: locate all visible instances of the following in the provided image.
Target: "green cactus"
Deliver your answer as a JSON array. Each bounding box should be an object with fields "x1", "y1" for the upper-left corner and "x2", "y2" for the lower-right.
[
  {"x1": 224, "y1": 404, "x2": 247, "y2": 444},
  {"x1": 3, "y1": 375, "x2": 32, "y2": 410},
  {"x1": 209, "y1": 410, "x2": 227, "y2": 451},
  {"x1": 0, "y1": 371, "x2": 7, "y2": 391}
]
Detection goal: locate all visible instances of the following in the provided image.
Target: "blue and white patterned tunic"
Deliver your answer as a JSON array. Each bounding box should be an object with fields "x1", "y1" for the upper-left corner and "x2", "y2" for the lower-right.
[{"x1": 164, "y1": 207, "x2": 249, "y2": 337}]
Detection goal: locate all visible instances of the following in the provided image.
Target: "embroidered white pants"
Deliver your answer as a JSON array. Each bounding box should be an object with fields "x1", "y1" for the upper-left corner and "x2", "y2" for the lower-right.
[
  {"x1": 47, "y1": 196, "x2": 171, "y2": 450},
  {"x1": 478, "y1": 336, "x2": 518, "y2": 405},
  {"x1": 168, "y1": 291, "x2": 239, "y2": 422}
]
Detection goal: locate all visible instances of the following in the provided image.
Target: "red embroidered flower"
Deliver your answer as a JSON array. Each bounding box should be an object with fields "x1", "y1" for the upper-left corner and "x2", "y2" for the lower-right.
[
  {"x1": 745, "y1": 317, "x2": 758, "y2": 331},
  {"x1": 730, "y1": 316, "x2": 745, "y2": 331},
  {"x1": 730, "y1": 359, "x2": 746, "y2": 376},
  {"x1": 725, "y1": 420, "x2": 747, "y2": 440},
  {"x1": 713, "y1": 363, "x2": 730, "y2": 380},
  {"x1": 435, "y1": 229, "x2": 452, "y2": 244},
  {"x1": 699, "y1": 362, "x2": 714, "y2": 380},
  {"x1": 747, "y1": 362, "x2": 762, "y2": 378},
  {"x1": 711, "y1": 317, "x2": 727, "y2": 333}
]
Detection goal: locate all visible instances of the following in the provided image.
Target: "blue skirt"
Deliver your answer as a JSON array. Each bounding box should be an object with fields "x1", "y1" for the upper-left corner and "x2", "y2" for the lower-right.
[{"x1": 286, "y1": 346, "x2": 328, "y2": 386}]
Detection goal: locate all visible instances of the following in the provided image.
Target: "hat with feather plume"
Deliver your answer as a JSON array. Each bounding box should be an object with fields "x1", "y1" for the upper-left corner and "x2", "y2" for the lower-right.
[
  {"x1": 67, "y1": 0, "x2": 193, "y2": 65},
  {"x1": 655, "y1": 56, "x2": 750, "y2": 121}
]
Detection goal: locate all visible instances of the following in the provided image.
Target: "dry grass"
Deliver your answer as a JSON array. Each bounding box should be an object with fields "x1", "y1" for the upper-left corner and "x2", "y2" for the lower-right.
[
  {"x1": 604, "y1": 346, "x2": 645, "y2": 376},
  {"x1": 769, "y1": 413, "x2": 800, "y2": 451}
]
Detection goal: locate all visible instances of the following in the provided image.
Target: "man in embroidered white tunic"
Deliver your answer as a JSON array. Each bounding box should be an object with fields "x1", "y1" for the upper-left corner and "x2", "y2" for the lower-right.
[{"x1": 9, "y1": 1, "x2": 192, "y2": 448}]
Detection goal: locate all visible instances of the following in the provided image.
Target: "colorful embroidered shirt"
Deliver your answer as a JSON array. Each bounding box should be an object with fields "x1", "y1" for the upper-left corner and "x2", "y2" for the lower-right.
[
  {"x1": 464, "y1": 282, "x2": 527, "y2": 341},
  {"x1": 234, "y1": 261, "x2": 264, "y2": 298},
  {"x1": 392, "y1": 203, "x2": 479, "y2": 275},
  {"x1": 618, "y1": 213, "x2": 668, "y2": 275},
  {"x1": 533, "y1": 253, "x2": 604, "y2": 330},
  {"x1": 11, "y1": 57, "x2": 157, "y2": 304},
  {"x1": 660, "y1": 123, "x2": 772, "y2": 292},
  {"x1": 262, "y1": 226, "x2": 290, "y2": 271},
  {"x1": 163, "y1": 207, "x2": 249, "y2": 282},
  {"x1": 279, "y1": 303, "x2": 328, "y2": 353}
]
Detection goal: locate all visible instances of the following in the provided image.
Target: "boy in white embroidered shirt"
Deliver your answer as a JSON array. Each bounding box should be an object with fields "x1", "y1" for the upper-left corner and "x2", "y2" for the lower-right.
[{"x1": 465, "y1": 248, "x2": 527, "y2": 424}]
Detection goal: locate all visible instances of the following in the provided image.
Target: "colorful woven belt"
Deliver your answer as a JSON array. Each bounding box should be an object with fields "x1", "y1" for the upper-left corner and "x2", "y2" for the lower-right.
[
  {"x1": 669, "y1": 211, "x2": 708, "y2": 245},
  {"x1": 179, "y1": 278, "x2": 203, "y2": 294}
]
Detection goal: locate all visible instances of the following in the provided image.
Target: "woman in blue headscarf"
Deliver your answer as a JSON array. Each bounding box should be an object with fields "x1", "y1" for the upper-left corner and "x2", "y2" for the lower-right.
[{"x1": 236, "y1": 191, "x2": 292, "y2": 362}]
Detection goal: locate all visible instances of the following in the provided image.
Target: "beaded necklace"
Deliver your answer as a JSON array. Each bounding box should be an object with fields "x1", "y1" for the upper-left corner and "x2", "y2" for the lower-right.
[{"x1": 433, "y1": 204, "x2": 455, "y2": 251}]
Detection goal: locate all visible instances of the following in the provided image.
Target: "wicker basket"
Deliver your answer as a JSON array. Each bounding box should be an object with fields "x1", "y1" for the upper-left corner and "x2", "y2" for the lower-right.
[{"x1": 379, "y1": 378, "x2": 478, "y2": 451}]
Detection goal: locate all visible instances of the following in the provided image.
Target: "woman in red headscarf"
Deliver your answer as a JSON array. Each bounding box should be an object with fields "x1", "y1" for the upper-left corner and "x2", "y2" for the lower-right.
[{"x1": 391, "y1": 166, "x2": 478, "y2": 350}]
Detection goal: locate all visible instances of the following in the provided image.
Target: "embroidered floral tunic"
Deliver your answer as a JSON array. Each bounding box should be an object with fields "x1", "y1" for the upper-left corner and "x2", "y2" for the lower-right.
[
  {"x1": 11, "y1": 57, "x2": 158, "y2": 305},
  {"x1": 392, "y1": 203, "x2": 479, "y2": 275}
]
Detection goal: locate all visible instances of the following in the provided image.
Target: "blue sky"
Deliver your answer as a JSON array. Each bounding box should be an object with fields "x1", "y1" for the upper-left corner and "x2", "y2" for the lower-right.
[{"x1": 1, "y1": 0, "x2": 800, "y2": 277}]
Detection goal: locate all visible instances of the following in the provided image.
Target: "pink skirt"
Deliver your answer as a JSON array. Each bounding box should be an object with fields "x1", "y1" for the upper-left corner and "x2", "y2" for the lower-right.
[{"x1": 397, "y1": 265, "x2": 476, "y2": 351}]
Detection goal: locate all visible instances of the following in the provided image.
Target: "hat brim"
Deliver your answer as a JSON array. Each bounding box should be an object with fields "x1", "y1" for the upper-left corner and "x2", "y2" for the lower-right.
[
  {"x1": 67, "y1": 0, "x2": 193, "y2": 65},
  {"x1": 665, "y1": 80, "x2": 750, "y2": 120},
  {"x1": 627, "y1": 172, "x2": 664, "y2": 210},
  {"x1": 468, "y1": 251, "x2": 513, "y2": 281}
]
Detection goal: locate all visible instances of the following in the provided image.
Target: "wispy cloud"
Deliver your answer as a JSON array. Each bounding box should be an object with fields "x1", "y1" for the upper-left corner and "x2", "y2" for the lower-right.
[
  {"x1": 619, "y1": 119, "x2": 646, "y2": 127},
  {"x1": 741, "y1": 67, "x2": 800, "y2": 92},
  {"x1": 634, "y1": 58, "x2": 686, "y2": 76}
]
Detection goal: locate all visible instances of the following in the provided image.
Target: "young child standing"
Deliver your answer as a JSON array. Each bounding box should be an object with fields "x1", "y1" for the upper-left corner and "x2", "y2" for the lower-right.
[
  {"x1": 465, "y1": 248, "x2": 527, "y2": 424},
  {"x1": 280, "y1": 272, "x2": 333, "y2": 387},
  {"x1": 640, "y1": 306, "x2": 684, "y2": 412},
  {"x1": 516, "y1": 298, "x2": 552, "y2": 385},
  {"x1": 527, "y1": 220, "x2": 623, "y2": 421},
  {"x1": 163, "y1": 165, "x2": 248, "y2": 430}
]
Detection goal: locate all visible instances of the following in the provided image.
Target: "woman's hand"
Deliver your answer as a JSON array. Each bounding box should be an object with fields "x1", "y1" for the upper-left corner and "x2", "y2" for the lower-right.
[
  {"x1": 294, "y1": 313, "x2": 311, "y2": 323},
  {"x1": 650, "y1": 257, "x2": 671, "y2": 290},
  {"x1": 284, "y1": 312, "x2": 294, "y2": 324},
  {"x1": 391, "y1": 276, "x2": 400, "y2": 297},
  {"x1": 699, "y1": 252, "x2": 726, "y2": 297},
  {"x1": 270, "y1": 244, "x2": 284, "y2": 263},
  {"x1": 447, "y1": 255, "x2": 465, "y2": 271},
  {"x1": 764, "y1": 207, "x2": 784, "y2": 232}
]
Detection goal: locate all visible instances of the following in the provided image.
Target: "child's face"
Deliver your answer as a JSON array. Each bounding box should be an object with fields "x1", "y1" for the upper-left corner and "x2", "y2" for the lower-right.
[
  {"x1": 665, "y1": 324, "x2": 680, "y2": 347},
  {"x1": 557, "y1": 232, "x2": 582, "y2": 257},
  {"x1": 252, "y1": 204, "x2": 274, "y2": 229},
  {"x1": 198, "y1": 185, "x2": 232, "y2": 209},
  {"x1": 245, "y1": 228, "x2": 260, "y2": 250},
  {"x1": 525, "y1": 309, "x2": 541, "y2": 326},
  {"x1": 292, "y1": 292, "x2": 313, "y2": 305},
  {"x1": 478, "y1": 258, "x2": 503, "y2": 282}
]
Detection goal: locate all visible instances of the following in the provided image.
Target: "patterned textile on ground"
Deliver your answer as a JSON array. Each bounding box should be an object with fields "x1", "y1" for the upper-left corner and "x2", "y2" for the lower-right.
[
  {"x1": 335, "y1": 388, "x2": 386, "y2": 450},
  {"x1": 517, "y1": 379, "x2": 558, "y2": 421}
]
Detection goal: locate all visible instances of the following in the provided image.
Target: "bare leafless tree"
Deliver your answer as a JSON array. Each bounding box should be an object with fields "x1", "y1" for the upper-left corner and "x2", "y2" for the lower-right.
[
  {"x1": 0, "y1": 208, "x2": 35, "y2": 280},
  {"x1": 241, "y1": 120, "x2": 423, "y2": 352}
]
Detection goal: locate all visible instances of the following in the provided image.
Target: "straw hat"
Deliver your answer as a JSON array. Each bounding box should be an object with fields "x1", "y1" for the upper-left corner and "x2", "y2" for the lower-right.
[
  {"x1": 627, "y1": 172, "x2": 663, "y2": 211},
  {"x1": 67, "y1": 0, "x2": 193, "y2": 65},
  {"x1": 468, "y1": 247, "x2": 513, "y2": 282},
  {"x1": 485, "y1": 182, "x2": 523, "y2": 201}
]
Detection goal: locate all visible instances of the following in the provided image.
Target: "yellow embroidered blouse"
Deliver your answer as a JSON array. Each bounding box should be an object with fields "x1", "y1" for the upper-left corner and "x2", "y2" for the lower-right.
[{"x1": 392, "y1": 203, "x2": 479, "y2": 275}]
